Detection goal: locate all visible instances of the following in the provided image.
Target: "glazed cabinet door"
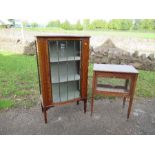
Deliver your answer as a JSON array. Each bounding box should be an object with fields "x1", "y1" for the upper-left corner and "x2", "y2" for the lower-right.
[{"x1": 48, "y1": 40, "x2": 82, "y2": 104}]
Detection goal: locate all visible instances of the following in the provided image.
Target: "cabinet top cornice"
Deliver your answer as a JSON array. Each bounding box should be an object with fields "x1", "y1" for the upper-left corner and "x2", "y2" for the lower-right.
[{"x1": 36, "y1": 35, "x2": 91, "y2": 38}]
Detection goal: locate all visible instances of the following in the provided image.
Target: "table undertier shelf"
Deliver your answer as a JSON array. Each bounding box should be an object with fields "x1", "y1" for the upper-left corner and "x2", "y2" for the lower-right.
[{"x1": 96, "y1": 84, "x2": 129, "y2": 93}]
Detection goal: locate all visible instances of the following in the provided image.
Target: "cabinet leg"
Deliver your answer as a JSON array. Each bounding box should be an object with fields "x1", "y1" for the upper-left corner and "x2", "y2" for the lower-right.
[
  {"x1": 84, "y1": 99, "x2": 87, "y2": 113},
  {"x1": 91, "y1": 97, "x2": 94, "y2": 116},
  {"x1": 41, "y1": 104, "x2": 43, "y2": 113},
  {"x1": 77, "y1": 101, "x2": 79, "y2": 105},
  {"x1": 127, "y1": 97, "x2": 133, "y2": 119},
  {"x1": 123, "y1": 97, "x2": 126, "y2": 108},
  {"x1": 43, "y1": 108, "x2": 48, "y2": 124}
]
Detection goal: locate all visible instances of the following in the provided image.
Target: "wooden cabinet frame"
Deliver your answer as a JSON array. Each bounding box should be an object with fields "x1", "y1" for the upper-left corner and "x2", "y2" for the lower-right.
[{"x1": 36, "y1": 36, "x2": 90, "y2": 123}]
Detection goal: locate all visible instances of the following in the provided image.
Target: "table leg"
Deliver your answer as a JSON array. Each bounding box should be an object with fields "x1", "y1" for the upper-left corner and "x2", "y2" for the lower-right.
[
  {"x1": 127, "y1": 97, "x2": 134, "y2": 119},
  {"x1": 91, "y1": 97, "x2": 94, "y2": 116},
  {"x1": 125, "y1": 79, "x2": 129, "y2": 89},
  {"x1": 127, "y1": 75, "x2": 138, "y2": 119},
  {"x1": 91, "y1": 72, "x2": 96, "y2": 116},
  {"x1": 123, "y1": 79, "x2": 129, "y2": 108},
  {"x1": 123, "y1": 97, "x2": 126, "y2": 108}
]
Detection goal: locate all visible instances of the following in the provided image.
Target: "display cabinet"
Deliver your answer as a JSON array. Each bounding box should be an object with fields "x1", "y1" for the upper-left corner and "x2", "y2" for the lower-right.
[{"x1": 36, "y1": 35, "x2": 90, "y2": 123}]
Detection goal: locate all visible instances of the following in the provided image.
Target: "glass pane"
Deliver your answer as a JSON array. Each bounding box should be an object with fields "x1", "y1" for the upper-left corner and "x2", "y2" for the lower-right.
[
  {"x1": 59, "y1": 62, "x2": 67, "y2": 82},
  {"x1": 74, "y1": 40, "x2": 81, "y2": 57},
  {"x1": 51, "y1": 63, "x2": 59, "y2": 83},
  {"x1": 51, "y1": 62, "x2": 68, "y2": 83},
  {"x1": 68, "y1": 81, "x2": 80, "y2": 100},
  {"x1": 60, "y1": 82, "x2": 68, "y2": 102},
  {"x1": 66, "y1": 40, "x2": 74, "y2": 57},
  {"x1": 67, "y1": 61, "x2": 80, "y2": 81},
  {"x1": 48, "y1": 40, "x2": 81, "y2": 103},
  {"x1": 52, "y1": 83, "x2": 60, "y2": 102},
  {"x1": 49, "y1": 41, "x2": 58, "y2": 62},
  {"x1": 48, "y1": 40, "x2": 81, "y2": 62},
  {"x1": 59, "y1": 41, "x2": 67, "y2": 61}
]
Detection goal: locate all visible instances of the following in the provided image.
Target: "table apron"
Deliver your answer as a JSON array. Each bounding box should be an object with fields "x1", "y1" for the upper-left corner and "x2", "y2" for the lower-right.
[{"x1": 95, "y1": 71, "x2": 137, "y2": 79}]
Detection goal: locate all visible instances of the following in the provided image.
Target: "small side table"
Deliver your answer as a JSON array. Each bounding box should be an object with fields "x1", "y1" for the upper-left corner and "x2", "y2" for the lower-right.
[{"x1": 91, "y1": 64, "x2": 139, "y2": 119}]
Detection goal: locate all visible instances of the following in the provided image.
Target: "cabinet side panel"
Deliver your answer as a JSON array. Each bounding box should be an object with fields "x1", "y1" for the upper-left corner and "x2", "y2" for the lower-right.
[
  {"x1": 81, "y1": 38, "x2": 89, "y2": 99},
  {"x1": 36, "y1": 38, "x2": 52, "y2": 107}
]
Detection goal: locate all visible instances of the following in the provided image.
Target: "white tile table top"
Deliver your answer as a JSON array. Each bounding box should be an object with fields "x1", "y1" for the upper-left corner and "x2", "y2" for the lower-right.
[{"x1": 93, "y1": 64, "x2": 138, "y2": 74}]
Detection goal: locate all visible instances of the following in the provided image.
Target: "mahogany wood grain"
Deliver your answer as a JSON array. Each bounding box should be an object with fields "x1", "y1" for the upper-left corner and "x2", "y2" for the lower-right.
[
  {"x1": 81, "y1": 38, "x2": 89, "y2": 100},
  {"x1": 36, "y1": 38, "x2": 52, "y2": 107},
  {"x1": 36, "y1": 36, "x2": 90, "y2": 123}
]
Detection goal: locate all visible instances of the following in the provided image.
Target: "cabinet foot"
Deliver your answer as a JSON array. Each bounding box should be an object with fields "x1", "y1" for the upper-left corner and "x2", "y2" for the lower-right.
[
  {"x1": 84, "y1": 99, "x2": 87, "y2": 113},
  {"x1": 43, "y1": 108, "x2": 48, "y2": 124},
  {"x1": 91, "y1": 97, "x2": 94, "y2": 116},
  {"x1": 41, "y1": 104, "x2": 43, "y2": 113}
]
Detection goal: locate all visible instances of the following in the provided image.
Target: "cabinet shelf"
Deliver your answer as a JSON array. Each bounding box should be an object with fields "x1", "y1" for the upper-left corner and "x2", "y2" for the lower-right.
[
  {"x1": 52, "y1": 74, "x2": 80, "y2": 83},
  {"x1": 50, "y1": 56, "x2": 80, "y2": 63}
]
